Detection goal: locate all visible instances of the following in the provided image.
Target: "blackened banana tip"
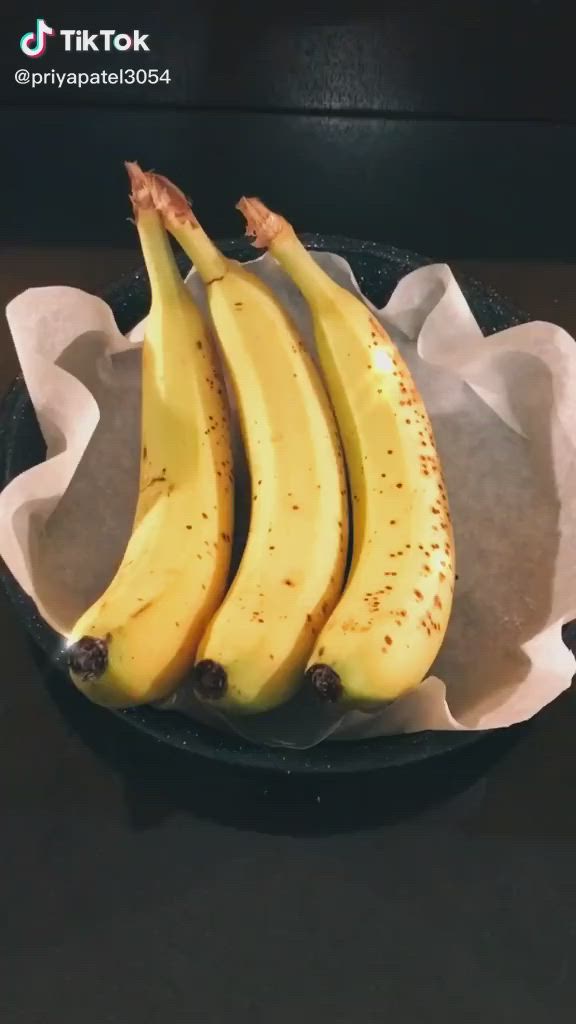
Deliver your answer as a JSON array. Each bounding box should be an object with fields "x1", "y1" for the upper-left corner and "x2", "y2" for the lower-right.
[
  {"x1": 67, "y1": 636, "x2": 108, "y2": 682},
  {"x1": 306, "y1": 663, "x2": 343, "y2": 703},
  {"x1": 193, "y1": 659, "x2": 228, "y2": 700}
]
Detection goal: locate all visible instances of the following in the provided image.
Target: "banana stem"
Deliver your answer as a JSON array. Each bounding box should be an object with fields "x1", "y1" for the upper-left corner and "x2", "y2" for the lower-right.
[
  {"x1": 236, "y1": 196, "x2": 334, "y2": 303},
  {"x1": 142, "y1": 170, "x2": 228, "y2": 285},
  {"x1": 126, "y1": 162, "x2": 184, "y2": 304},
  {"x1": 169, "y1": 217, "x2": 228, "y2": 286}
]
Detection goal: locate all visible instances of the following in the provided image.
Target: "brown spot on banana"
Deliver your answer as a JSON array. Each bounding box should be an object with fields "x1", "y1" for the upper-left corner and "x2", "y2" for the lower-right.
[{"x1": 131, "y1": 600, "x2": 154, "y2": 618}]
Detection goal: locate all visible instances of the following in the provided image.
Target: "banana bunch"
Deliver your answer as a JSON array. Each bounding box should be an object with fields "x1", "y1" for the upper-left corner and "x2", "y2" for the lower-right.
[
  {"x1": 236, "y1": 198, "x2": 455, "y2": 708},
  {"x1": 146, "y1": 171, "x2": 348, "y2": 714},
  {"x1": 66, "y1": 166, "x2": 455, "y2": 715},
  {"x1": 67, "y1": 166, "x2": 348, "y2": 714}
]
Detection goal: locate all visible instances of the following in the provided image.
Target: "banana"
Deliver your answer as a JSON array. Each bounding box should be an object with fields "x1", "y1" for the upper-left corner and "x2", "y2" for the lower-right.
[
  {"x1": 237, "y1": 198, "x2": 455, "y2": 708},
  {"x1": 65, "y1": 163, "x2": 234, "y2": 707},
  {"x1": 148, "y1": 170, "x2": 348, "y2": 714}
]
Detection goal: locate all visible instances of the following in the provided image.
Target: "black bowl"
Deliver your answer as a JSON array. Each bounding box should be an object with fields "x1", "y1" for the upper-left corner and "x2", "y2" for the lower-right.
[{"x1": 0, "y1": 236, "x2": 530, "y2": 774}]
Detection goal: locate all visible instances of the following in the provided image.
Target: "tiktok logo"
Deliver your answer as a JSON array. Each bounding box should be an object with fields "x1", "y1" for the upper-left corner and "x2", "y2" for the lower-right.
[
  {"x1": 19, "y1": 22, "x2": 150, "y2": 57},
  {"x1": 20, "y1": 18, "x2": 55, "y2": 58}
]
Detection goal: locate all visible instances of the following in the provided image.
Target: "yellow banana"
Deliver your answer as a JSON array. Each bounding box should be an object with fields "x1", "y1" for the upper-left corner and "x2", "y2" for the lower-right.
[
  {"x1": 237, "y1": 198, "x2": 455, "y2": 708},
  {"x1": 66, "y1": 163, "x2": 234, "y2": 707},
  {"x1": 149, "y1": 171, "x2": 348, "y2": 714}
]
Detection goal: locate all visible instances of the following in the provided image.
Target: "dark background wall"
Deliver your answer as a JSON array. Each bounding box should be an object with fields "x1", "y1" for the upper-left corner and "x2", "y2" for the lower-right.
[{"x1": 1, "y1": 7, "x2": 575, "y2": 257}]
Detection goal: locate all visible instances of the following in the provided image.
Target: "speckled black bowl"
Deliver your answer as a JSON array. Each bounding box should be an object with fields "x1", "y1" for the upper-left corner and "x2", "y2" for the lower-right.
[{"x1": 0, "y1": 236, "x2": 531, "y2": 774}]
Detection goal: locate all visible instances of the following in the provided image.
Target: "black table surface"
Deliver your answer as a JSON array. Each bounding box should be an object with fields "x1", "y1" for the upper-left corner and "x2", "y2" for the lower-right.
[{"x1": 1, "y1": 245, "x2": 576, "y2": 1024}]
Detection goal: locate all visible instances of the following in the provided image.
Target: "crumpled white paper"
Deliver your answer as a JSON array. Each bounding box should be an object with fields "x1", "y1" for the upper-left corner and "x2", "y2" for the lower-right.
[{"x1": 1, "y1": 250, "x2": 575, "y2": 749}]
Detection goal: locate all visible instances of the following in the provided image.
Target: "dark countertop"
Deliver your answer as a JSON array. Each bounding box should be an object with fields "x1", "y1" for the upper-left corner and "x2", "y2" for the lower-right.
[{"x1": 1, "y1": 248, "x2": 576, "y2": 1024}]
